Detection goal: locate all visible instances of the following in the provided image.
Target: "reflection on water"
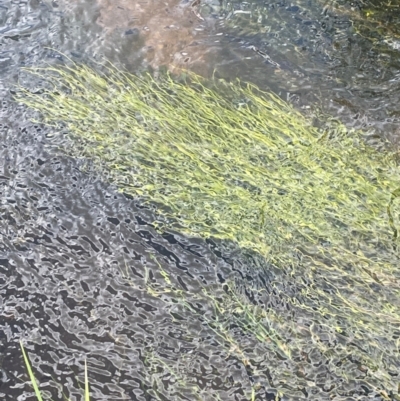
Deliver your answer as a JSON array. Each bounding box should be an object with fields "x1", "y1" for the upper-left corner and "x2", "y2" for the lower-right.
[
  {"x1": 1, "y1": 0, "x2": 400, "y2": 400},
  {"x1": 212, "y1": 0, "x2": 400, "y2": 139}
]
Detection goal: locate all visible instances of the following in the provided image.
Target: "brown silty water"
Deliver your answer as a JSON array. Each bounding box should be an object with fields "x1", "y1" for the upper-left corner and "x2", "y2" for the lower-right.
[
  {"x1": 64, "y1": 0, "x2": 275, "y2": 80},
  {"x1": 87, "y1": 0, "x2": 221, "y2": 74}
]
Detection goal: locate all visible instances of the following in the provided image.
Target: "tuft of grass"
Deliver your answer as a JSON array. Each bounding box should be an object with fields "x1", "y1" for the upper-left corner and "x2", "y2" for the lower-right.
[
  {"x1": 84, "y1": 359, "x2": 90, "y2": 401},
  {"x1": 20, "y1": 341, "x2": 44, "y2": 401},
  {"x1": 15, "y1": 62, "x2": 400, "y2": 393},
  {"x1": 20, "y1": 341, "x2": 90, "y2": 401},
  {"x1": 15, "y1": 63, "x2": 400, "y2": 260},
  {"x1": 15, "y1": 63, "x2": 400, "y2": 277}
]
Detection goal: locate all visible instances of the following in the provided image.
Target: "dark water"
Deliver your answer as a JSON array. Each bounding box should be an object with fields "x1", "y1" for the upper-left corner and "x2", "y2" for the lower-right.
[{"x1": 1, "y1": 0, "x2": 400, "y2": 400}]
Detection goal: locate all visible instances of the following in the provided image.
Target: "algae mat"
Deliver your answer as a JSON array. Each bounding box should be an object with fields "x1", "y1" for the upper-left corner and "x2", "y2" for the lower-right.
[{"x1": 16, "y1": 63, "x2": 400, "y2": 397}]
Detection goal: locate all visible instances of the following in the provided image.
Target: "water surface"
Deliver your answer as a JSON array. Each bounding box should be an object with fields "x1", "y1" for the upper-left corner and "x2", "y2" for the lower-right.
[{"x1": 1, "y1": 0, "x2": 400, "y2": 400}]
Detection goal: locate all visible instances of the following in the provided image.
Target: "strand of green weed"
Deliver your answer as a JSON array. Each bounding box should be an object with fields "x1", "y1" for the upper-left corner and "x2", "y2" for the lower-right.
[
  {"x1": 20, "y1": 341, "x2": 44, "y2": 401},
  {"x1": 20, "y1": 341, "x2": 91, "y2": 401}
]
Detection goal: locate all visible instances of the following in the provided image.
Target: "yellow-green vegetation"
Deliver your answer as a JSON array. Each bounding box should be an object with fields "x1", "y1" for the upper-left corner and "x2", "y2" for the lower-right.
[
  {"x1": 15, "y1": 63, "x2": 399, "y2": 260},
  {"x1": 20, "y1": 341, "x2": 90, "y2": 401},
  {"x1": 16, "y1": 62, "x2": 400, "y2": 395}
]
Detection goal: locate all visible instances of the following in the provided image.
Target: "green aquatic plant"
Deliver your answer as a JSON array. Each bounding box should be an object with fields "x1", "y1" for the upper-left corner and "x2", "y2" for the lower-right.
[
  {"x1": 20, "y1": 341, "x2": 90, "y2": 401},
  {"x1": 15, "y1": 63, "x2": 399, "y2": 262},
  {"x1": 15, "y1": 62, "x2": 400, "y2": 394},
  {"x1": 20, "y1": 342, "x2": 44, "y2": 401}
]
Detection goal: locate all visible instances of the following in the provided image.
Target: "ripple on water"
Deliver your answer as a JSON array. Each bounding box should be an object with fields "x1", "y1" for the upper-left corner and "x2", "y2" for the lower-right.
[
  {"x1": 1, "y1": 83, "x2": 398, "y2": 401},
  {"x1": 0, "y1": 95, "x2": 257, "y2": 400},
  {"x1": 1, "y1": 0, "x2": 400, "y2": 400}
]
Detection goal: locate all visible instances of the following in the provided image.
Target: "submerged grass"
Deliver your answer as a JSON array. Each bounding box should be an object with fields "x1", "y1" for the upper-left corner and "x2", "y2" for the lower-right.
[
  {"x1": 15, "y1": 62, "x2": 400, "y2": 394},
  {"x1": 15, "y1": 63, "x2": 400, "y2": 260},
  {"x1": 20, "y1": 342, "x2": 44, "y2": 401},
  {"x1": 20, "y1": 341, "x2": 90, "y2": 401}
]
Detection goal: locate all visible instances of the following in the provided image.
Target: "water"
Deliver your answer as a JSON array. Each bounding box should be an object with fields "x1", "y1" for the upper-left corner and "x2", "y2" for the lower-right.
[
  {"x1": 1, "y1": 0, "x2": 400, "y2": 400},
  {"x1": 212, "y1": 0, "x2": 400, "y2": 138}
]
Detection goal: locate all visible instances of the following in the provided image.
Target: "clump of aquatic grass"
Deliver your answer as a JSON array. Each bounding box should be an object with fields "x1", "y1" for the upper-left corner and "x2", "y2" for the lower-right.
[
  {"x1": 20, "y1": 341, "x2": 90, "y2": 401},
  {"x1": 15, "y1": 63, "x2": 399, "y2": 260},
  {"x1": 15, "y1": 62, "x2": 400, "y2": 393}
]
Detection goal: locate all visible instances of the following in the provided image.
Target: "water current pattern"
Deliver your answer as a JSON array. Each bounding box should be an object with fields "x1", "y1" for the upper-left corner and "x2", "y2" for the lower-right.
[{"x1": 1, "y1": 0, "x2": 400, "y2": 400}]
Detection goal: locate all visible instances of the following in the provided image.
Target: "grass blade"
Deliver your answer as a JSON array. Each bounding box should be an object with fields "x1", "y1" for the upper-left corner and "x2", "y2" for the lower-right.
[
  {"x1": 84, "y1": 359, "x2": 90, "y2": 401},
  {"x1": 20, "y1": 340, "x2": 44, "y2": 401}
]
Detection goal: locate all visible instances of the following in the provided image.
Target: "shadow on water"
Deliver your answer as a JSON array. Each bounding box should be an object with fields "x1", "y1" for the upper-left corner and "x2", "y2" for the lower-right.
[
  {"x1": 0, "y1": 94, "x2": 257, "y2": 400},
  {"x1": 1, "y1": 0, "x2": 400, "y2": 400}
]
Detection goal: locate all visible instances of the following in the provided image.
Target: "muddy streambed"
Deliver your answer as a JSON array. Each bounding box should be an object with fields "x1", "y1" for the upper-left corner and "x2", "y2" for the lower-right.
[{"x1": 1, "y1": 0, "x2": 400, "y2": 400}]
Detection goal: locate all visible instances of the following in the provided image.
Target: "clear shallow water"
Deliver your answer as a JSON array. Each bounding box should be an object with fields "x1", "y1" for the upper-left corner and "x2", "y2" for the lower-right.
[
  {"x1": 210, "y1": 0, "x2": 400, "y2": 139},
  {"x1": 1, "y1": 0, "x2": 400, "y2": 400}
]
